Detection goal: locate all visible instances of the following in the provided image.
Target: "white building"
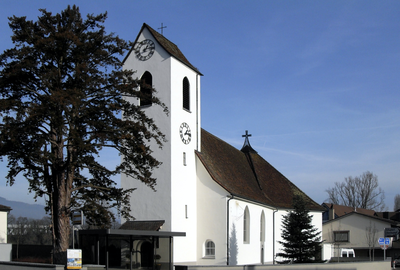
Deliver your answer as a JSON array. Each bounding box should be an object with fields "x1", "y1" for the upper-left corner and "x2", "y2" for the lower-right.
[
  {"x1": 0, "y1": 204, "x2": 11, "y2": 243},
  {"x1": 322, "y1": 205, "x2": 399, "y2": 259},
  {"x1": 121, "y1": 23, "x2": 324, "y2": 266}
]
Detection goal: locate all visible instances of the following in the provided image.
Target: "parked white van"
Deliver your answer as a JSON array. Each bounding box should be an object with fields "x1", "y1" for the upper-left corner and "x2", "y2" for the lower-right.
[{"x1": 340, "y1": 248, "x2": 355, "y2": 257}]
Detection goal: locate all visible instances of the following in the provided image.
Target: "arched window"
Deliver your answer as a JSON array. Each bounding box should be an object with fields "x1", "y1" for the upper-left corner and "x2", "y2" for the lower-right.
[
  {"x1": 260, "y1": 211, "x2": 265, "y2": 242},
  {"x1": 243, "y1": 206, "x2": 250, "y2": 244},
  {"x1": 205, "y1": 240, "x2": 215, "y2": 258},
  {"x1": 140, "y1": 71, "x2": 152, "y2": 106},
  {"x1": 183, "y1": 77, "x2": 190, "y2": 111}
]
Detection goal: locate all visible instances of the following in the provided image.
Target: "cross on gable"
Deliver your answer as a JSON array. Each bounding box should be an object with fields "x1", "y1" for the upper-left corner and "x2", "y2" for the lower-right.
[
  {"x1": 158, "y1": 23, "x2": 167, "y2": 36},
  {"x1": 242, "y1": 130, "x2": 252, "y2": 139}
]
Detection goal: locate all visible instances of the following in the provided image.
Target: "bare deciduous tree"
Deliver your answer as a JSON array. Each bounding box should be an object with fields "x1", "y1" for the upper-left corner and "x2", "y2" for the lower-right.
[
  {"x1": 365, "y1": 221, "x2": 378, "y2": 261},
  {"x1": 326, "y1": 171, "x2": 386, "y2": 211},
  {"x1": 394, "y1": 194, "x2": 400, "y2": 211}
]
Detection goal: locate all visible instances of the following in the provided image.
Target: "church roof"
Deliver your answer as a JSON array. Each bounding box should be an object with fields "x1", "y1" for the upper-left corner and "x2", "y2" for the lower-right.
[
  {"x1": 196, "y1": 129, "x2": 324, "y2": 211},
  {"x1": 124, "y1": 23, "x2": 202, "y2": 75}
]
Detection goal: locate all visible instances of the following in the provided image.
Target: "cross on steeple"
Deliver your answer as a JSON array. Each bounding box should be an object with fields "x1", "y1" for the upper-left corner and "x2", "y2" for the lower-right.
[
  {"x1": 242, "y1": 130, "x2": 252, "y2": 140},
  {"x1": 158, "y1": 23, "x2": 167, "y2": 36},
  {"x1": 241, "y1": 130, "x2": 257, "y2": 153}
]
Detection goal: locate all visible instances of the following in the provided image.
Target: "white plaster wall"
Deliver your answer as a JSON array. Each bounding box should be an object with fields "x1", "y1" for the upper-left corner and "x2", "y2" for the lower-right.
[
  {"x1": 121, "y1": 28, "x2": 173, "y2": 229},
  {"x1": 195, "y1": 159, "x2": 229, "y2": 265},
  {"x1": 169, "y1": 58, "x2": 201, "y2": 264},
  {"x1": 0, "y1": 211, "x2": 7, "y2": 243},
  {"x1": 229, "y1": 200, "x2": 277, "y2": 265}
]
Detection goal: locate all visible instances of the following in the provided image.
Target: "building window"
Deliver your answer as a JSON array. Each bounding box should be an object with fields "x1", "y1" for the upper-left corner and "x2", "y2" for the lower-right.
[
  {"x1": 183, "y1": 77, "x2": 190, "y2": 111},
  {"x1": 260, "y1": 211, "x2": 265, "y2": 242},
  {"x1": 243, "y1": 206, "x2": 250, "y2": 244},
  {"x1": 205, "y1": 240, "x2": 215, "y2": 258},
  {"x1": 140, "y1": 71, "x2": 152, "y2": 106},
  {"x1": 334, "y1": 231, "x2": 349, "y2": 242}
]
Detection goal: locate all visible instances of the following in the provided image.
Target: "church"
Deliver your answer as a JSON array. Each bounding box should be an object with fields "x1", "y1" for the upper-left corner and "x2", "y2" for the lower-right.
[{"x1": 121, "y1": 23, "x2": 324, "y2": 266}]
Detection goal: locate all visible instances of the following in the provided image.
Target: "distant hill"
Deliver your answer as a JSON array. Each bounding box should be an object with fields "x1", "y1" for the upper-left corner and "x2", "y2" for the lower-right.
[{"x1": 0, "y1": 197, "x2": 47, "y2": 219}]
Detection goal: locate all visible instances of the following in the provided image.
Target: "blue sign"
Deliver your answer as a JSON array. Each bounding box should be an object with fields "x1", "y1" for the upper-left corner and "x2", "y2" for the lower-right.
[
  {"x1": 385, "y1": 238, "x2": 390, "y2": 245},
  {"x1": 379, "y1": 237, "x2": 385, "y2": 244}
]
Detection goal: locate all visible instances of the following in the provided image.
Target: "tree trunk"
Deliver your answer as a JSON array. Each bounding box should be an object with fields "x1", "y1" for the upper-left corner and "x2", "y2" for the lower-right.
[
  {"x1": 52, "y1": 177, "x2": 71, "y2": 264},
  {"x1": 51, "y1": 126, "x2": 72, "y2": 265}
]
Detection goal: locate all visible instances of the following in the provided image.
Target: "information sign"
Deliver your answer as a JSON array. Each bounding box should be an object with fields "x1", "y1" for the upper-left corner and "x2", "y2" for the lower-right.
[
  {"x1": 385, "y1": 228, "x2": 399, "y2": 238},
  {"x1": 67, "y1": 249, "x2": 82, "y2": 269},
  {"x1": 378, "y1": 237, "x2": 384, "y2": 245},
  {"x1": 72, "y1": 211, "x2": 82, "y2": 225},
  {"x1": 385, "y1": 238, "x2": 390, "y2": 245},
  {"x1": 378, "y1": 237, "x2": 391, "y2": 250}
]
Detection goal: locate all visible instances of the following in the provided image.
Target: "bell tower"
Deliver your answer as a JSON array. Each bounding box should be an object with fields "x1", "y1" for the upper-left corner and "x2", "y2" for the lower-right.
[{"x1": 121, "y1": 23, "x2": 202, "y2": 262}]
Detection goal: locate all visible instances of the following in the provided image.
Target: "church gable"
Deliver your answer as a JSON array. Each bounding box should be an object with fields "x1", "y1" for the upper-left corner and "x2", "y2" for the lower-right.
[
  {"x1": 123, "y1": 23, "x2": 202, "y2": 75},
  {"x1": 196, "y1": 129, "x2": 323, "y2": 211}
]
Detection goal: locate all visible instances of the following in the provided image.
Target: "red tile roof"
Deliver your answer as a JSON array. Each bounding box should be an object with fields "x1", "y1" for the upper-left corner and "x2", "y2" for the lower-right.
[
  {"x1": 323, "y1": 203, "x2": 376, "y2": 217},
  {"x1": 197, "y1": 129, "x2": 324, "y2": 211}
]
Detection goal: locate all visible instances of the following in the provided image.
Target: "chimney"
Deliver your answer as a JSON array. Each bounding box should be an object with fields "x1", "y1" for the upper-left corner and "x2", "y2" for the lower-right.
[{"x1": 329, "y1": 205, "x2": 335, "y2": 220}]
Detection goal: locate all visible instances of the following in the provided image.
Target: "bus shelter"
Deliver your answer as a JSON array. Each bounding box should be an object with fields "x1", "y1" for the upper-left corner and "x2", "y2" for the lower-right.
[{"x1": 79, "y1": 228, "x2": 185, "y2": 270}]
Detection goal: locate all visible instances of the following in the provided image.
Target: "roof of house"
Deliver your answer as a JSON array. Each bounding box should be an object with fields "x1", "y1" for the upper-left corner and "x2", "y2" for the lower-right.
[
  {"x1": 0, "y1": 204, "x2": 12, "y2": 212},
  {"x1": 322, "y1": 203, "x2": 377, "y2": 217},
  {"x1": 119, "y1": 220, "x2": 165, "y2": 231},
  {"x1": 323, "y1": 210, "x2": 397, "y2": 225},
  {"x1": 124, "y1": 23, "x2": 202, "y2": 75},
  {"x1": 375, "y1": 211, "x2": 400, "y2": 221},
  {"x1": 196, "y1": 129, "x2": 324, "y2": 211}
]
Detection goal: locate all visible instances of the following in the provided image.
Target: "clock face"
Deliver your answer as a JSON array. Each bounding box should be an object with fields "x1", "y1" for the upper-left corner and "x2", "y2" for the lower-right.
[
  {"x1": 179, "y1": 122, "x2": 191, "y2": 144},
  {"x1": 134, "y1": 39, "x2": 155, "y2": 61}
]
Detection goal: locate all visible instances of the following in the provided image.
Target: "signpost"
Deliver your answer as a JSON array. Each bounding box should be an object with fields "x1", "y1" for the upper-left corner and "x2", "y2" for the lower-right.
[{"x1": 378, "y1": 237, "x2": 391, "y2": 260}]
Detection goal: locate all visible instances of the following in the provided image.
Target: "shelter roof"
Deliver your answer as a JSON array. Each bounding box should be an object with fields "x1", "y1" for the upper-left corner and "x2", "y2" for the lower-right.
[
  {"x1": 119, "y1": 220, "x2": 164, "y2": 231},
  {"x1": 0, "y1": 204, "x2": 12, "y2": 212},
  {"x1": 196, "y1": 129, "x2": 324, "y2": 211},
  {"x1": 80, "y1": 228, "x2": 185, "y2": 238}
]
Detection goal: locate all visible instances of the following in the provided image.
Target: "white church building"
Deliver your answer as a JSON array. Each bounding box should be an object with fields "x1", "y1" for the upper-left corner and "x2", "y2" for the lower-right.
[{"x1": 121, "y1": 23, "x2": 324, "y2": 266}]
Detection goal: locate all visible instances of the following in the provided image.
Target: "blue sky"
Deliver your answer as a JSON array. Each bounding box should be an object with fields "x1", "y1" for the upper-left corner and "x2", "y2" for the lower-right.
[{"x1": 1, "y1": 1, "x2": 400, "y2": 210}]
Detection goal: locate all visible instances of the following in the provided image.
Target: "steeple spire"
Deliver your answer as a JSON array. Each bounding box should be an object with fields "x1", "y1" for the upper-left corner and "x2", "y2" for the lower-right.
[{"x1": 241, "y1": 130, "x2": 257, "y2": 153}]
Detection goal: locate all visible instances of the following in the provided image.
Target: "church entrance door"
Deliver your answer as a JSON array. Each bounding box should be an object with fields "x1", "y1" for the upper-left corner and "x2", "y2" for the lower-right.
[{"x1": 141, "y1": 241, "x2": 154, "y2": 268}]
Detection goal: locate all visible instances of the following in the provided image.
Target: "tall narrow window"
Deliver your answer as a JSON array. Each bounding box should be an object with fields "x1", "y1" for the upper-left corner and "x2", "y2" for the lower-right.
[
  {"x1": 243, "y1": 206, "x2": 250, "y2": 244},
  {"x1": 183, "y1": 77, "x2": 190, "y2": 111},
  {"x1": 140, "y1": 71, "x2": 152, "y2": 106},
  {"x1": 260, "y1": 211, "x2": 265, "y2": 242}
]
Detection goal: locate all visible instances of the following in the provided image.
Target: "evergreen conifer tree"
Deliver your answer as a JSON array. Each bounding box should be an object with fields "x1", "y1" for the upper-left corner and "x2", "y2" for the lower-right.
[
  {"x1": 0, "y1": 5, "x2": 166, "y2": 263},
  {"x1": 277, "y1": 195, "x2": 322, "y2": 263}
]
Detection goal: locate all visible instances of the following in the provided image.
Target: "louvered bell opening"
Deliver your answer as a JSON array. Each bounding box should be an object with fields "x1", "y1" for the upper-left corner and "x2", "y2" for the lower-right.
[
  {"x1": 183, "y1": 77, "x2": 190, "y2": 111},
  {"x1": 140, "y1": 71, "x2": 152, "y2": 106}
]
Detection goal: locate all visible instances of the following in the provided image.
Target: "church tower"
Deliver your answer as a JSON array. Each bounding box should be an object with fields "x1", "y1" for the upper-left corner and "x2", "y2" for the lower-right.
[{"x1": 121, "y1": 23, "x2": 202, "y2": 263}]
